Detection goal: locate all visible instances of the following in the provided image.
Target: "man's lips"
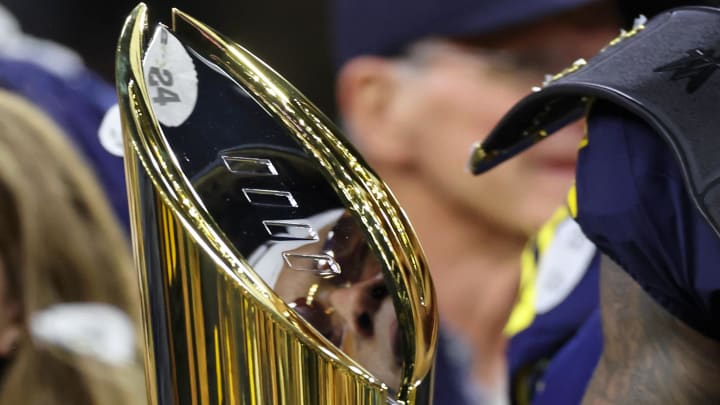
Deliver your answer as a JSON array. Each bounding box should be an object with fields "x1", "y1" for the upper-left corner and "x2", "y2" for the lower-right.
[{"x1": 532, "y1": 155, "x2": 578, "y2": 174}]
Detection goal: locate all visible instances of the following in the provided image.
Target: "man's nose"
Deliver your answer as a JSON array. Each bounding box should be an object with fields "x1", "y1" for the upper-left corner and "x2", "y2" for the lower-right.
[{"x1": 328, "y1": 276, "x2": 389, "y2": 338}]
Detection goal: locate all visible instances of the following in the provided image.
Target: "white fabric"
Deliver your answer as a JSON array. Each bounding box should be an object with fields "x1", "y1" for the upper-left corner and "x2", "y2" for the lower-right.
[
  {"x1": 29, "y1": 303, "x2": 136, "y2": 366},
  {"x1": 534, "y1": 218, "x2": 596, "y2": 314}
]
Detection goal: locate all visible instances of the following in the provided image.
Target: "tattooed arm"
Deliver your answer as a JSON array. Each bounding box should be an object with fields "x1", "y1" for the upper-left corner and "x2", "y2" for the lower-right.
[{"x1": 582, "y1": 256, "x2": 720, "y2": 405}]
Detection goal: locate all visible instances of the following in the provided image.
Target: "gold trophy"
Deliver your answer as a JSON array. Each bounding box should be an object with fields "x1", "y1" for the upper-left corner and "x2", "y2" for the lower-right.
[{"x1": 115, "y1": 4, "x2": 437, "y2": 404}]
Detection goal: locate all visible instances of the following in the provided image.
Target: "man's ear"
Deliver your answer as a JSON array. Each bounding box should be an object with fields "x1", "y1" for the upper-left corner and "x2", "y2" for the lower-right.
[{"x1": 336, "y1": 56, "x2": 413, "y2": 166}]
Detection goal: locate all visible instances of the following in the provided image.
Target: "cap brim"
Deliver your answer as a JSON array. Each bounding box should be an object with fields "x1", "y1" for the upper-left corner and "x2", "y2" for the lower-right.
[{"x1": 466, "y1": 81, "x2": 644, "y2": 175}]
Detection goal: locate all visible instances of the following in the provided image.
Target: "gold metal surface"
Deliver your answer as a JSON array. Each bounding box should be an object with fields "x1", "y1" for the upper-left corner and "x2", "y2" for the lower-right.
[
  {"x1": 603, "y1": 16, "x2": 647, "y2": 51},
  {"x1": 542, "y1": 58, "x2": 588, "y2": 87},
  {"x1": 116, "y1": 4, "x2": 437, "y2": 404}
]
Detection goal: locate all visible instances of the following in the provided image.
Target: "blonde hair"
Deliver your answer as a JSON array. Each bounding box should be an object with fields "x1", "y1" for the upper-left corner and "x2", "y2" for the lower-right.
[{"x1": 0, "y1": 90, "x2": 145, "y2": 404}]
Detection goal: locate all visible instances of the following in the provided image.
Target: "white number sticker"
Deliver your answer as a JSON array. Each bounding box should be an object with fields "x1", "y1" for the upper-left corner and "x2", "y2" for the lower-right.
[{"x1": 142, "y1": 26, "x2": 198, "y2": 127}]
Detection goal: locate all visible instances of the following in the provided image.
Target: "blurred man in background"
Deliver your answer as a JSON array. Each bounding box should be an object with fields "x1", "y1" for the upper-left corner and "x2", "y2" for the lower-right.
[{"x1": 331, "y1": 0, "x2": 621, "y2": 402}]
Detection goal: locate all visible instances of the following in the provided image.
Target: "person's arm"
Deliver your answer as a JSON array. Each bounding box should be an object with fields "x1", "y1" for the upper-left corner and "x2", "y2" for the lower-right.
[{"x1": 582, "y1": 256, "x2": 720, "y2": 404}]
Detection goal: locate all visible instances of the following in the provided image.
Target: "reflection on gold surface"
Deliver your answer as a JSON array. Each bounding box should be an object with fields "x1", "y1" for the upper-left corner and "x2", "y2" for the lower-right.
[
  {"x1": 116, "y1": 3, "x2": 437, "y2": 404},
  {"x1": 274, "y1": 210, "x2": 405, "y2": 390}
]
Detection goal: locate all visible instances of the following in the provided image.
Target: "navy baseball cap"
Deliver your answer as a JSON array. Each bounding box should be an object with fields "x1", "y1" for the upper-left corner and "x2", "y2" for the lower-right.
[
  {"x1": 332, "y1": 0, "x2": 606, "y2": 67},
  {"x1": 574, "y1": 100, "x2": 720, "y2": 340}
]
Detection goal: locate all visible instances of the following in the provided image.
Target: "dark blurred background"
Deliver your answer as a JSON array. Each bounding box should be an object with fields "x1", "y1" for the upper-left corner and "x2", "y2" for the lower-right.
[
  {"x1": 0, "y1": 0, "x2": 337, "y2": 116},
  {"x1": 0, "y1": 0, "x2": 709, "y2": 121}
]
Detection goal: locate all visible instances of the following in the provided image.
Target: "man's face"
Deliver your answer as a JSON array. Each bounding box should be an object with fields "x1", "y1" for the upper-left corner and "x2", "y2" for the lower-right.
[{"x1": 340, "y1": 5, "x2": 620, "y2": 235}]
